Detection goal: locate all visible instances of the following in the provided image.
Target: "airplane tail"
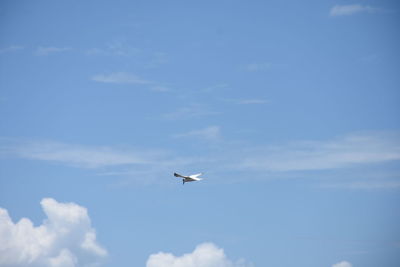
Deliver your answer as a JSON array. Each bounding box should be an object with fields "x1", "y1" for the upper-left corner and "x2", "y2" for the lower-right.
[{"x1": 174, "y1": 172, "x2": 184, "y2": 178}]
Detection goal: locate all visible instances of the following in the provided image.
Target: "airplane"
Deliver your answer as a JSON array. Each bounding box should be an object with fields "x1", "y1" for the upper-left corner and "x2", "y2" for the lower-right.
[{"x1": 174, "y1": 172, "x2": 204, "y2": 185}]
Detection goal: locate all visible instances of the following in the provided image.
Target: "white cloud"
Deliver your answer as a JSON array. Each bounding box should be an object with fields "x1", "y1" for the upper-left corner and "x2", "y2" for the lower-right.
[
  {"x1": 0, "y1": 198, "x2": 107, "y2": 267},
  {"x1": 5, "y1": 140, "x2": 154, "y2": 168},
  {"x1": 146, "y1": 242, "x2": 252, "y2": 267},
  {"x1": 36, "y1": 46, "x2": 71, "y2": 56},
  {"x1": 47, "y1": 249, "x2": 77, "y2": 267},
  {"x1": 91, "y1": 72, "x2": 152, "y2": 85},
  {"x1": 173, "y1": 126, "x2": 221, "y2": 141},
  {"x1": 239, "y1": 132, "x2": 400, "y2": 172},
  {"x1": 330, "y1": 4, "x2": 381, "y2": 16},
  {"x1": 332, "y1": 261, "x2": 352, "y2": 267}
]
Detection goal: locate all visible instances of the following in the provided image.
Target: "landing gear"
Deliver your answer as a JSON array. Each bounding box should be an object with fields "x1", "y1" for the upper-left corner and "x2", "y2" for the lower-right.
[{"x1": 182, "y1": 179, "x2": 185, "y2": 185}]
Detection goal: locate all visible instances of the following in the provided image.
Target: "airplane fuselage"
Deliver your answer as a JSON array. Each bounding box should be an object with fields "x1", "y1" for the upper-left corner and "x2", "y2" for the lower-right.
[{"x1": 174, "y1": 172, "x2": 203, "y2": 184}]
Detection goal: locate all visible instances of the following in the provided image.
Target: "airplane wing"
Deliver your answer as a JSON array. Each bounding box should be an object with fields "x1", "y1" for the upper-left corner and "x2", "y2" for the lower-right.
[
  {"x1": 174, "y1": 172, "x2": 185, "y2": 178},
  {"x1": 189, "y1": 173, "x2": 203, "y2": 178}
]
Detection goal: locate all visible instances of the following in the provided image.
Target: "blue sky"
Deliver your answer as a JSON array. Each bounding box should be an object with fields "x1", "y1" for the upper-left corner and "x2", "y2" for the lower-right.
[{"x1": 0, "y1": 0, "x2": 399, "y2": 266}]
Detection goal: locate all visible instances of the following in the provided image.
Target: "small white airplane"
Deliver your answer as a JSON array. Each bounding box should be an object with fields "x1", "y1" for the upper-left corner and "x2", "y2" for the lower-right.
[{"x1": 174, "y1": 172, "x2": 204, "y2": 185}]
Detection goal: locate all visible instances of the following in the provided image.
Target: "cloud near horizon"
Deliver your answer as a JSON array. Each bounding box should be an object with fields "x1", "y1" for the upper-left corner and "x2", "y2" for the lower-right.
[
  {"x1": 0, "y1": 198, "x2": 107, "y2": 267},
  {"x1": 146, "y1": 242, "x2": 252, "y2": 267}
]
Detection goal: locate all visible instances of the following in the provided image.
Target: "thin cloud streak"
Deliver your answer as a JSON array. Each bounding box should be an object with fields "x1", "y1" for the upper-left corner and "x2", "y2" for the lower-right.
[
  {"x1": 91, "y1": 72, "x2": 172, "y2": 92},
  {"x1": 163, "y1": 104, "x2": 219, "y2": 120},
  {"x1": 173, "y1": 126, "x2": 221, "y2": 141},
  {"x1": 86, "y1": 42, "x2": 140, "y2": 57},
  {"x1": 0, "y1": 45, "x2": 24, "y2": 54},
  {"x1": 92, "y1": 72, "x2": 153, "y2": 85},
  {"x1": 36, "y1": 46, "x2": 71, "y2": 56},
  {"x1": 330, "y1": 5, "x2": 382, "y2": 16},
  {"x1": 3, "y1": 140, "x2": 156, "y2": 168},
  {"x1": 2, "y1": 132, "x2": 399, "y2": 185},
  {"x1": 238, "y1": 132, "x2": 400, "y2": 172},
  {"x1": 0, "y1": 139, "x2": 204, "y2": 184}
]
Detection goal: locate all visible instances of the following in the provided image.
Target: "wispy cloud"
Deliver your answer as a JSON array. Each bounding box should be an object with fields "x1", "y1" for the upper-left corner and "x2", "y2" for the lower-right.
[
  {"x1": 92, "y1": 72, "x2": 153, "y2": 85},
  {"x1": 163, "y1": 104, "x2": 219, "y2": 120},
  {"x1": 238, "y1": 132, "x2": 400, "y2": 172},
  {"x1": 2, "y1": 132, "x2": 399, "y2": 186},
  {"x1": 3, "y1": 140, "x2": 157, "y2": 168},
  {"x1": 173, "y1": 126, "x2": 221, "y2": 141},
  {"x1": 98, "y1": 155, "x2": 212, "y2": 186},
  {"x1": 0, "y1": 45, "x2": 24, "y2": 54},
  {"x1": 87, "y1": 42, "x2": 168, "y2": 70},
  {"x1": 332, "y1": 261, "x2": 352, "y2": 267},
  {"x1": 91, "y1": 72, "x2": 172, "y2": 92},
  {"x1": 35, "y1": 46, "x2": 71, "y2": 56},
  {"x1": 0, "y1": 139, "x2": 205, "y2": 184},
  {"x1": 330, "y1": 5, "x2": 382, "y2": 16},
  {"x1": 86, "y1": 42, "x2": 140, "y2": 57}
]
